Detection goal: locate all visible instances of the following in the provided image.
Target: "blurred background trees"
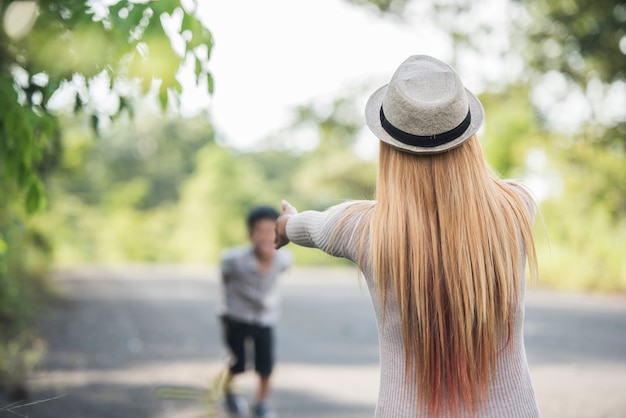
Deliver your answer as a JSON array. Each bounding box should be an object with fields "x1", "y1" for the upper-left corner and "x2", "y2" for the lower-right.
[
  {"x1": 512, "y1": 0, "x2": 625, "y2": 291},
  {"x1": 0, "y1": 0, "x2": 212, "y2": 397},
  {"x1": 515, "y1": 0, "x2": 626, "y2": 291},
  {"x1": 0, "y1": 0, "x2": 624, "y2": 397}
]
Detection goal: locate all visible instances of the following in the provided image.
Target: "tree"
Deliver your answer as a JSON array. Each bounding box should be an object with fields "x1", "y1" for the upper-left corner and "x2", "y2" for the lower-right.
[
  {"x1": 515, "y1": 0, "x2": 626, "y2": 148},
  {"x1": 519, "y1": 0, "x2": 625, "y2": 89},
  {"x1": 0, "y1": 0, "x2": 214, "y2": 397},
  {"x1": 1, "y1": 0, "x2": 213, "y2": 212},
  {"x1": 38, "y1": 113, "x2": 216, "y2": 263}
]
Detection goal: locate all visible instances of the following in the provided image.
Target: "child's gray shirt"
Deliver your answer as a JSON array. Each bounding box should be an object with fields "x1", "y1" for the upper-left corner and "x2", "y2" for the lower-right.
[{"x1": 218, "y1": 246, "x2": 292, "y2": 326}]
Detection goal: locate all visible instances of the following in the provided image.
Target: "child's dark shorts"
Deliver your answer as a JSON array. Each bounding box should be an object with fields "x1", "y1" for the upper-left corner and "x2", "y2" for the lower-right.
[{"x1": 220, "y1": 316, "x2": 274, "y2": 377}]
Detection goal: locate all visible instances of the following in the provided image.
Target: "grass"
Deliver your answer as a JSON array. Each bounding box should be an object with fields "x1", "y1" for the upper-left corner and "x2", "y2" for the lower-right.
[
  {"x1": 0, "y1": 394, "x2": 67, "y2": 417},
  {"x1": 155, "y1": 368, "x2": 228, "y2": 418}
]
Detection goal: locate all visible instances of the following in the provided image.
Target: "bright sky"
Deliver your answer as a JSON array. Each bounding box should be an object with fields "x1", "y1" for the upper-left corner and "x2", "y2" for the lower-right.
[
  {"x1": 184, "y1": 0, "x2": 456, "y2": 151},
  {"x1": 38, "y1": 0, "x2": 514, "y2": 154}
]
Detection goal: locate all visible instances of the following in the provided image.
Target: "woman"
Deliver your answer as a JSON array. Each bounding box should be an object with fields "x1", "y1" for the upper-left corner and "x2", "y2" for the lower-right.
[{"x1": 275, "y1": 55, "x2": 540, "y2": 417}]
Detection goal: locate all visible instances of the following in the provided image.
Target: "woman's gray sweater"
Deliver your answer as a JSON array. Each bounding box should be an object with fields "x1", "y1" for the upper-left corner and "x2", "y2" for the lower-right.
[{"x1": 286, "y1": 201, "x2": 541, "y2": 417}]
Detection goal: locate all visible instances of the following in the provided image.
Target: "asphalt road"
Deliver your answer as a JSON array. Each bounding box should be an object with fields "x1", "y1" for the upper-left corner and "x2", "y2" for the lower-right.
[{"x1": 2, "y1": 265, "x2": 625, "y2": 418}]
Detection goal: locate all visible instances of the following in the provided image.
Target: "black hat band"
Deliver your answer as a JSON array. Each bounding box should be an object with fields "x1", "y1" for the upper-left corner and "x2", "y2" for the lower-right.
[{"x1": 380, "y1": 107, "x2": 472, "y2": 148}]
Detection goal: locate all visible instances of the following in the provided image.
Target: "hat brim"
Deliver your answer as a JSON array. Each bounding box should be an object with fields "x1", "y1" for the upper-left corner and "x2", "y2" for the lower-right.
[{"x1": 364, "y1": 84, "x2": 485, "y2": 155}]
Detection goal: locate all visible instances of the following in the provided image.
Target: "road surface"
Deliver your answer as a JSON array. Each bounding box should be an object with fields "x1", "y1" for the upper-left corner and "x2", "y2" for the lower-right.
[{"x1": 1, "y1": 265, "x2": 625, "y2": 418}]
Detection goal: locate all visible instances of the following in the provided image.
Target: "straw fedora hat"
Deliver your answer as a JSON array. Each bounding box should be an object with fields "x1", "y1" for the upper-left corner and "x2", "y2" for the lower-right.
[{"x1": 365, "y1": 55, "x2": 484, "y2": 154}]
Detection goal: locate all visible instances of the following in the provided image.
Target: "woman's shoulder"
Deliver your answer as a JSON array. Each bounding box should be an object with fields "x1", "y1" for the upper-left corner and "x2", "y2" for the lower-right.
[
  {"x1": 328, "y1": 199, "x2": 376, "y2": 216},
  {"x1": 324, "y1": 200, "x2": 375, "y2": 228}
]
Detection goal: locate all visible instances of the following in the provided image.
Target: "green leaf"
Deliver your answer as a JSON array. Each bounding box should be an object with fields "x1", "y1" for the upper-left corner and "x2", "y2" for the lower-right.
[
  {"x1": 4, "y1": 106, "x2": 23, "y2": 150},
  {"x1": 25, "y1": 179, "x2": 43, "y2": 214},
  {"x1": 0, "y1": 76, "x2": 18, "y2": 103},
  {"x1": 74, "y1": 94, "x2": 83, "y2": 113},
  {"x1": 207, "y1": 72, "x2": 214, "y2": 94},
  {"x1": 91, "y1": 114, "x2": 99, "y2": 133},
  {"x1": 159, "y1": 85, "x2": 168, "y2": 111},
  {"x1": 43, "y1": 79, "x2": 61, "y2": 105},
  {"x1": 182, "y1": 13, "x2": 213, "y2": 51},
  {"x1": 39, "y1": 115, "x2": 57, "y2": 142},
  {"x1": 195, "y1": 58, "x2": 202, "y2": 80},
  {"x1": 143, "y1": 12, "x2": 166, "y2": 38},
  {"x1": 108, "y1": 1, "x2": 127, "y2": 18},
  {"x1": 205, "y1": 33, "x2": 213, "y2": 59},
  {"x1": 0, "y1": 237, "x2": 7, "y2": 255},
  {"x1": 181, "y1": 12, "x2": 195, "y2": 33},
  {"x1": 18, "y1": 162, "x2": 32, "y2": 188},
  {"x1": 118, "y1": 96, "x2": 127, "y2": 113},
  {"x1": 173, "y1": 79, "x2": 182, "y2": 94},
  {"x1": 150, "y1": 1, "x2": 175, "y2": 16},
  {"x1": 112, "y1": 3, "x2": 150, "y2": 38}
]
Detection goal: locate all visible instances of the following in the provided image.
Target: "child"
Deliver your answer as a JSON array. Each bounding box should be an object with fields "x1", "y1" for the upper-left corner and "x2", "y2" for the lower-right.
[{"x1": 218, "y1": 205, "x2": 292, "y2": 418}]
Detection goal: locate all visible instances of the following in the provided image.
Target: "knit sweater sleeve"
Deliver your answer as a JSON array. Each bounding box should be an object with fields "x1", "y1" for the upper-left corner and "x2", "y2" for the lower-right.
[{"x1": 285, "y1": 201, "x2": 373, "y2": 262}]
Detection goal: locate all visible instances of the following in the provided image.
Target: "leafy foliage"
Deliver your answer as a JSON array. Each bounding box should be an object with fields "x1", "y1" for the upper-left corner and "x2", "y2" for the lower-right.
[
  {"x1": 535, "y1": 139, "x2": 626, "y2": 291},
  {"x1": 0, "y1": 0, "x2": 213, "y2": 395},
  {"x1": 509, "y1": 0, "x2": 626, "y2": 290},
  {"x1": 519, "y1": 0, "x2": 625, "y2": 87},
  {"x1": 41, "y1": 97, "x2": 375, "y2": 266},
  {"x1": 478, "y1": 85, "x2": 544, "y2": 178},
  {"x1": 1, "y1": 0, "x2": 213, "y2": 211}
]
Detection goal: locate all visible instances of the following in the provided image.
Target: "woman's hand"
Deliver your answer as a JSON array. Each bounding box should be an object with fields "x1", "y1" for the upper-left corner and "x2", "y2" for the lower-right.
[{"x1": 275, "y1": 199, "x2": 297, "y2": 249}]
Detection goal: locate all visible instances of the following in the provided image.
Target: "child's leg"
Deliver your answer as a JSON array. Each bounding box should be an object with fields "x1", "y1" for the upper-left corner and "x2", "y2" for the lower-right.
[
  {"x1": 220, "y1": 316, "x2": 248, "y2": 391},
  {"x1": 256, "y1": 374, "x2": 271, "y2": 403},
  {"x1": 221, "y1": 317, "x2": 250, "y2": 415},
  {"x1": 252, "y1": 324, "x2": 274, "y2": 404}
]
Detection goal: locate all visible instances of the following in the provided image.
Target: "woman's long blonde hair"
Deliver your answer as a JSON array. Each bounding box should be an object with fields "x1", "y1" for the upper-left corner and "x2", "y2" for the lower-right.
[{"x1": 360, "y1": 136, "x2": 537, "y2": 416}]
